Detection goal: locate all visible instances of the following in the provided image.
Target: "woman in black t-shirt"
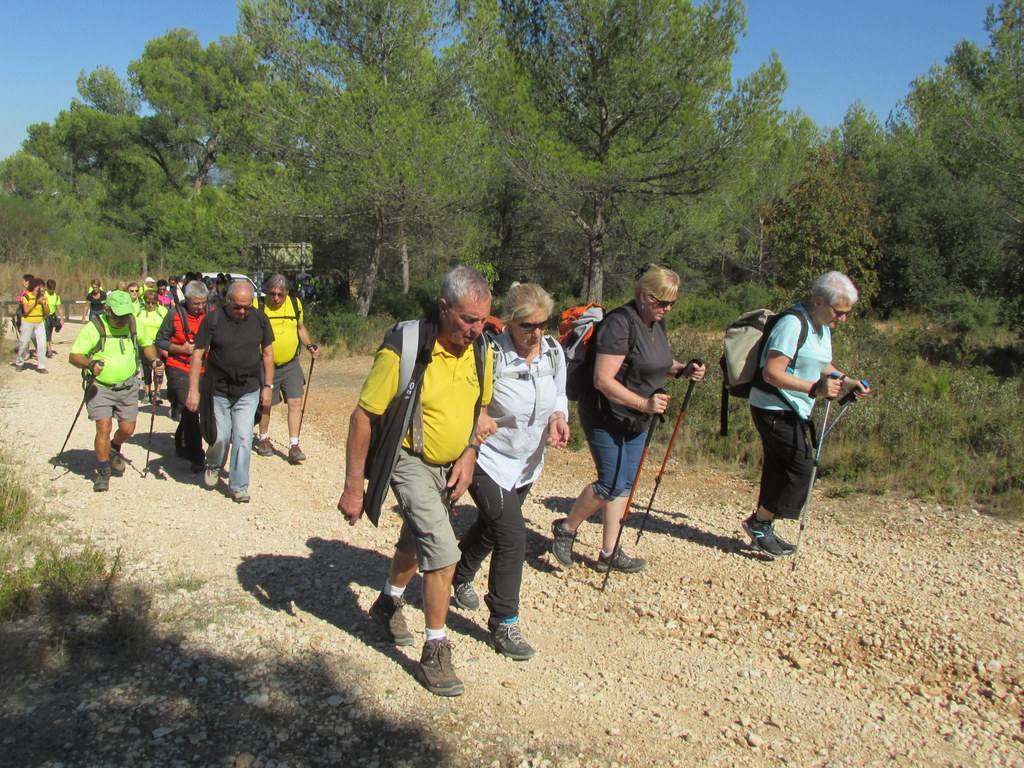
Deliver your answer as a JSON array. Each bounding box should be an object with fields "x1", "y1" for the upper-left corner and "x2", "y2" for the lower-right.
[
  {"x1": 550, "y1": 265, "x2": 706, "y2": 574},
  {"x1": 83, "y1": 279, "x2": 106, "y2": 323}
]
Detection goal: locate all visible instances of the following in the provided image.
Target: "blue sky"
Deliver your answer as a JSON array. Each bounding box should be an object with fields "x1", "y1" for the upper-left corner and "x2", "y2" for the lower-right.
[{"x1": 0, "y1": 0, "x2": 996, "y2": 160}]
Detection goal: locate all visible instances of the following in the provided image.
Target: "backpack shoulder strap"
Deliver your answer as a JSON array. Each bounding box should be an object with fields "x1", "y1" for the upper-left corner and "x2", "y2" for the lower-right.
[{"x1": 89, "y1": 315, "x2": 107, "y2": 356}]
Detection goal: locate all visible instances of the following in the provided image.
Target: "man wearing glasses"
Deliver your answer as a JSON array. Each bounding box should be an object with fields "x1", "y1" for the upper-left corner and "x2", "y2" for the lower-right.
[
  {"x1": 254, "y1": 274, "x2": 319, "y2": 464},
  {"x1": 186, "y1": 280, "x2": 274, "y2": 503}
]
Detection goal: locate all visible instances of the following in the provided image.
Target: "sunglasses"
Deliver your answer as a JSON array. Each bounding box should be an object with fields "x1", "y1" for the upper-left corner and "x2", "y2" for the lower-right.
[
  {"x1": 516, "y1": 319, "x2": 549, "y2": 332},
  {"x1": 266, "y1": 290, "x2": 286, "y2": 297},
  {"x1": 648, "y1": 294, "x2": 675, "y2": 309},
  {"x1": 230, "y1": 303, "x2": 251, "y2": 312}
]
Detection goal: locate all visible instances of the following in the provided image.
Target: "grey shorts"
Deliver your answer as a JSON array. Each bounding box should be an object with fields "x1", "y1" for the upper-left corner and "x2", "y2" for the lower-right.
[
  {"x1": 390, "y1": 449, "x2": 460, "y2": 572},
  {"x1": 270, "y1": 357, "x2": 305, "y2": 405},
  {"x1": 86, "y1": 378, "x2": 140, "y2": 422}
]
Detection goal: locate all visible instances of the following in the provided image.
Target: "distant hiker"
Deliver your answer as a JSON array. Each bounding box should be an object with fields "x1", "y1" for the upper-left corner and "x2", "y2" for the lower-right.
[
  {"x1": 137, "y1": 289, "x2": 168, "y2": 404},
  {"x1": 14, "y1": 277, "x2": 49, "y2": 373},
  {"x1": 156, "y1": 280, "x2": 209, "y2": 473},
  {"x1": 186, "y1": 280, "x2": 274, "y2": 504},
  {"x1": 83, "y1": 280, "x2": 106, "y2": 324},
  {"x1": 156, "y1": 279, "x2": 173, "y2": 307},
  {"x1": 254, "y1": 273, "x2": 319, "y2": 465},
  {"x1": 68, "y1": 290, "x2": 163, "y2": 492},
  {"x1": 337, "y1": 265, "x2": 496, "y2": 697},
  {"x1": 43, "y1": 279, "x2": 65, "y2": 358},
  {"x1": 126, "y1": 282, "x2": 142, "y2": 316},
  {"x1": 167, "y1": 275, "x2": 184, "y2": 305},
  {"x1": 742, "y1": 271, "x2": 871, "y2": 558},
  {"x1": 12, "y1": 274, "x2": 32, "y2": 336},
  {"x1": 550, "y1": 264, "x2": 706, "y2": 574},
  {"x1": 451, "y1": 282, "x2": 569, "y2": 661}
]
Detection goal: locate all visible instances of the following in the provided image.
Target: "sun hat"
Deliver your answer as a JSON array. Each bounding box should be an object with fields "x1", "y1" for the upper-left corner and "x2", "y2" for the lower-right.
[
  {"x1": 144, "y1": 276, "x2": 156, "y2": 284},
  {"x1": 105, "y1": 290, "x2": 134, "y2": 317}
]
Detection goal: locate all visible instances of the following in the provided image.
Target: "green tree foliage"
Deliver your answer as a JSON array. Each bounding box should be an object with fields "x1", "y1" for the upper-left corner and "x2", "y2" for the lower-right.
[
  {"x1": 469, "y1": 0, "x2": 785, "y2": 302},
  {"x1": 237, "y1": 0, "x2": 487, "y2": 315},
  {"x1": 762, "y1": 149, "x2": 881, "y2": 302}
]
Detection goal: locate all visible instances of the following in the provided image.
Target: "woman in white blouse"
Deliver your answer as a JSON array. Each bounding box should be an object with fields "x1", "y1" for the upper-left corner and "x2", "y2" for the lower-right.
[{"x1": 452, "y1": 283, "x2": 570, "y2": 661}]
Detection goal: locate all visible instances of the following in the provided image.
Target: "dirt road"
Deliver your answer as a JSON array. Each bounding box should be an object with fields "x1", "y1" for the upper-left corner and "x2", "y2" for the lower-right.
[{"x1": 1, "y1": 329, "x2": 1022, "y2": 767}]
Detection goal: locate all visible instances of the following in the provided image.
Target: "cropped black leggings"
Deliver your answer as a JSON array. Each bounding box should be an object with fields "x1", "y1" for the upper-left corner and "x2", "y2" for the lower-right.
[{"x1": 454, "y1": 466, "x2": 531, "y2": 622}]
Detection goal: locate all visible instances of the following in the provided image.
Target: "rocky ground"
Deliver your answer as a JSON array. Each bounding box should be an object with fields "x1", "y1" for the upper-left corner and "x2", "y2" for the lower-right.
[{"x1": 0, "y1": 329, "x2": 1022, "y2": 768}]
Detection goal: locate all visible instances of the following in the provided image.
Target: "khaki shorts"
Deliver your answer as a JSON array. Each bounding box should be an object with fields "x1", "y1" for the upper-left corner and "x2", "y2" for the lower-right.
[
  {"x1": 86, "y1": 378, "x2": 140, "y2": 422},
  {"x1": 270, "y1": 357, "x2": 305, "y2": 405},
  {"x1": 390, "y1": 449, "x2": 460, "y2": 572}
]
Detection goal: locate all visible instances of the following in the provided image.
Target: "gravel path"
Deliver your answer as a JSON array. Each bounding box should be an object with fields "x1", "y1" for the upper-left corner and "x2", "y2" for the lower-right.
[{"x1": 1, "y1": 332, "x2": 1022, "y2": 768}]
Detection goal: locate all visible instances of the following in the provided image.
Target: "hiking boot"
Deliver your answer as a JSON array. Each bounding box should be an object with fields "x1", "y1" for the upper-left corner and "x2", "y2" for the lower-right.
[
  {"x1": 288, "y1": 444, "x2": 306, "y2": 464},
  {"x1": 255, "y1": 437, "x2": 273, "y2": 456},
  {"x1": 488, "y1": 619, "x2": 535, "y2": 661},
  {"x1": 93, "y1": 465, "x2": 111, "y2": 492},
  {"x1": 108, "y1": 448, "x2": 127, "y2": 476},
  {"x1": 37, "y1": 368, "x2": 48, "y2": 374},
  {"x1": 595, "y1": 546, "x2": 648, "y2": 574},
  {"x1": 203, "y1": 466, "x2": 220, "y2": 488},
  {"x1": 551, "y1": 518, "x2": 577, "y2": 567},
  {"x1": 414, "y1": 638, "x2": 464, "y2": 697},
  {"x1": 369, "y1": 593, "x2": 414, "y2": 646},
  {"x1": 231, "y1": 489, "x2": 251, "y2": 504},
  {"x1": 452, "y1": 581, "x2": 480, "y2": 611},
  {"x1": 742, "y1": 515, "x2": 796, "y2": 558}
]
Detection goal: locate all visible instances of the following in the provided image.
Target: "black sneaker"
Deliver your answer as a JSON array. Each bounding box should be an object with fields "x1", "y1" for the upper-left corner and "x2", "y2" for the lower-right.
[
  {"x1": 742, "y1": 516, "x2": 795, "y2": 558},
  {"x1": 369, "y1": 593, "x2": 414, "y2": 646},
  {"x1": 414, "y1": 638, "x2": 464, "y2": 697},
  {"x1": 452, "y1": 581, "x2": 480, "y2": 611},
  {"x1": 93, "y1": 466, "x2": 111, "y2": 493},
  {"x1": 488, "y1": 619, "x2": 535, "y2": 661},
  {"x1": 595, "y1": 546, "x2": 647, "y2": 573},
  {"x1": 551, "y1": 518, "x2": 577, "y2": 567},
  {"x1": 108, "y1": 448, "x2": 126, "y2": 476}
]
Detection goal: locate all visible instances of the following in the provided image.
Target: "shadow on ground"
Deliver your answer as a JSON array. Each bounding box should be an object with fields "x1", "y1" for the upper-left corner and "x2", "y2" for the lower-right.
[{"x1": 0, "y1": 584, "x2": 452, "y2": 768}]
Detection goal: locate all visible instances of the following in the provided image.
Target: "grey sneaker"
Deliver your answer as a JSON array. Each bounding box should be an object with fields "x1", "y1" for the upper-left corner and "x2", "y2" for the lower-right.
[
  {"x1": 742, "y1": 516, "x2": 796, "y2": 558},
  {"x1": 255, "y1": 437, "x2": 273, "y2": 456},
  {"x1": 489, "y1": 619, "x2": 535, "y2": 661},
  {"x1": 288, "y1": 444, "x2": 306, "y2": 464},
  {"x1": 551, "y1": 518, "x2": 577, "y2": 567},
  {"x1": 452, "y1": 581, "x2": 480, "y2": 611},
  {"x1": 93, "y1": 465, "x2": 111, "y2": 493},
  {"x1": 108, "y1": 447, "x2": 126, "y2": 476},
  {"x1": 596, "y1": 546, "x2": 647, "y2": 574},
  {"x1": 414, "y1": 638, "x2": 464, "y2": 697},
  {"x1": 369, "y1": 593, "x2": 414, "y2": 646},
  {"x1": 203, "y1": 466, "x2": 220, "y2": 488},
  {"x1": 231, "y1": 489, "x2": 251, "y2": 504}
]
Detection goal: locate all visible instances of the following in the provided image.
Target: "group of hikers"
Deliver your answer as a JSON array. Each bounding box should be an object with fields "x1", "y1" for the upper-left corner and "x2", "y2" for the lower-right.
[{"x1": 15, "y1": 262, "x2": 870, "y2": 698}]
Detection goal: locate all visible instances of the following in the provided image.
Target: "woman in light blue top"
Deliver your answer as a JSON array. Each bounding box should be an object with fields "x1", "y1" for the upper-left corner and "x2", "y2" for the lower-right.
[
  {"x1": 744, "y1": 271, "x2": 871, "y2": 558},
  {"x1": 452, "y1": 283, "x2": 570, "y2": 661}
]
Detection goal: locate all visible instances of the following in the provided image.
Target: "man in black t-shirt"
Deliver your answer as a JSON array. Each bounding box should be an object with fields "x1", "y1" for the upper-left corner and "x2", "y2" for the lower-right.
[{"x1": 186, "y1": 281, "x2": 274, "y2": 503}]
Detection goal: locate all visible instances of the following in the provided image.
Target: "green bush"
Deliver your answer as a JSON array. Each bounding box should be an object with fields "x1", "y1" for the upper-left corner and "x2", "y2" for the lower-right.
[
  {"x1": 305, "y1": 311, "x2": 396, "y2": 356},
  {"x1": 0, "y1": 467, "x2": 32, "y2": 532}
]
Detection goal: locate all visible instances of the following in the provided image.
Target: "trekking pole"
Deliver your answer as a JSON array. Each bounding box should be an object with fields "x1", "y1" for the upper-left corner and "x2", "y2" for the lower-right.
[
  {"x1": 790, "y1": 377, "x2": 870, "y2": 571},
  {"x1": 57, "y1": 373, "x2": 94, "y2": 460},
  {"x1": 297, "y1": 350, "x2": 317, "y2": 438},
  {"x1": 142, "y1": 370, "x2": 163, "y2": 478},
  {"x1": 600, "y1": 398, "x2": 664, "y2": 592},
  {"x1": 635, "y1": 359, "x2": 705, "y2": 545}
]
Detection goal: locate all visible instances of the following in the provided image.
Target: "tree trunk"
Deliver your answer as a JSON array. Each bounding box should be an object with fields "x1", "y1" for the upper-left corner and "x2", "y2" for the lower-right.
[
  {"x1": 400, "y1": 235, "x2": 409, "y2": 294},
  {"x1": 356, "y1": 209, "x2": 386, "y2": 317},
  {"x1": 583, "y1": 202, "x2": 606, "y2": 304}
]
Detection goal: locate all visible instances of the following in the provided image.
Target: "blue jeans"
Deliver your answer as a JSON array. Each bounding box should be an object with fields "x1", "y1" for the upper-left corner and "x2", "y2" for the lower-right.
[
  {"x1": 581, "y1": 416, "x2": 648, "y2": 500},
  {"x1": 208, "y1": 389, "x2": 260, "y2": 492}
]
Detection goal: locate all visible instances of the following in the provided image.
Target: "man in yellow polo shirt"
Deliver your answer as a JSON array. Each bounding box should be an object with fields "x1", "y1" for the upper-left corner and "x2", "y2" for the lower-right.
[
  {"x1": 254, "y1": 273, "x2": 319, "y2": 464},
  {"x1": 69, "y1": 290, "x2": 163, "y2": 492},
  {"x1": 338, "y1": 266, "x2": 496, "y2": 698}
]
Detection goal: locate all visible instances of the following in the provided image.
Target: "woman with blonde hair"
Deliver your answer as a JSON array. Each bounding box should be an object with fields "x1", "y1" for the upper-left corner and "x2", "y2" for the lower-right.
[
  {"x1": 452, "y1": 282, "x2": 570, "y2": 660},
  {"x1": 550, "y1": 264, "x2": 706, "y2": 573}
]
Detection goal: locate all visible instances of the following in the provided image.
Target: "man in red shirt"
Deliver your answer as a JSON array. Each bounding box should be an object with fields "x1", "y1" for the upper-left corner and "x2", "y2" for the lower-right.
[{"x1": 156, "y1": 280, "x2": 209, "y2": 473}]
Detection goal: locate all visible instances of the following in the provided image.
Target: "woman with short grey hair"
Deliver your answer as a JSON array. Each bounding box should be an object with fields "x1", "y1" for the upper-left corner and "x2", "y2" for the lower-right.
[{"x1": 744, "y1": 270, "x2": 871, "y2": 558}]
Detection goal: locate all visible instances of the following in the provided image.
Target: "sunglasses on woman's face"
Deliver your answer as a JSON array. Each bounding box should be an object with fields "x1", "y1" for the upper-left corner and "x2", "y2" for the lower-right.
[
  {"x1": 648, "y1": 294, "x2": 675, "y2": 309},
  {"x1": 517, "y1": 319, "x2": 549, "y2": 332}
]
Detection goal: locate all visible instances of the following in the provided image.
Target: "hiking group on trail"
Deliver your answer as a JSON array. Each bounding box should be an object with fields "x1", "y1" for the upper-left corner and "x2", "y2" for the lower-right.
[{"x1": 15, "y1": 262, "x2": 871, "y2": 698}]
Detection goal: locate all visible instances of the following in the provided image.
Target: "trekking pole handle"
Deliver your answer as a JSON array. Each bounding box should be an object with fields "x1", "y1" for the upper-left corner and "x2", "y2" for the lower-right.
[
  {"x1": 839, "y1": 379, "x2": 870, "y2": 406},
  {"x1": 675, "y1": 358, "x2": 706, "y2": 378}
]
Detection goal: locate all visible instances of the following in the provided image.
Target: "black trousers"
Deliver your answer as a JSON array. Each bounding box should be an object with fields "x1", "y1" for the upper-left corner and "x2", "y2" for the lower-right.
[
  {"x1": 454, "y1": 466, "x2": 531, "y2": 622},
  {"x1": 166, "y1": 366, "x2": 203, "y2": 463},
  {"x1": 751, "y1": 406, "x2": 816, "y2": 519}
]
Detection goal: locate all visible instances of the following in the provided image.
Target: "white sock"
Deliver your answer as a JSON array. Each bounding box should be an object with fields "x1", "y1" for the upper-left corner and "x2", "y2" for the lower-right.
[
  {"x1": 384, "y1": 582, "x2": 405, "y2": 599},
  {"x1": 290, "y1": 437, "x2": 299, "y2": 446},
  {"x1": 600, "y1": 549, "x2": 613, "y2": 558},
  {"x1": 425, "y1": 627, "x2": 446, "y2": 643},
  {"x1": 259, "y1": 433, "x2": 269, "y2": 441}
]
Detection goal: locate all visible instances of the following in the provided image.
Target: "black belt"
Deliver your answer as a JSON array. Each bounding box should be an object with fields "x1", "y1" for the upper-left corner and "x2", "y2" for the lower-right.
[{"x1": 94, "y1": 379, "x2": 135, "y2": 392}]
